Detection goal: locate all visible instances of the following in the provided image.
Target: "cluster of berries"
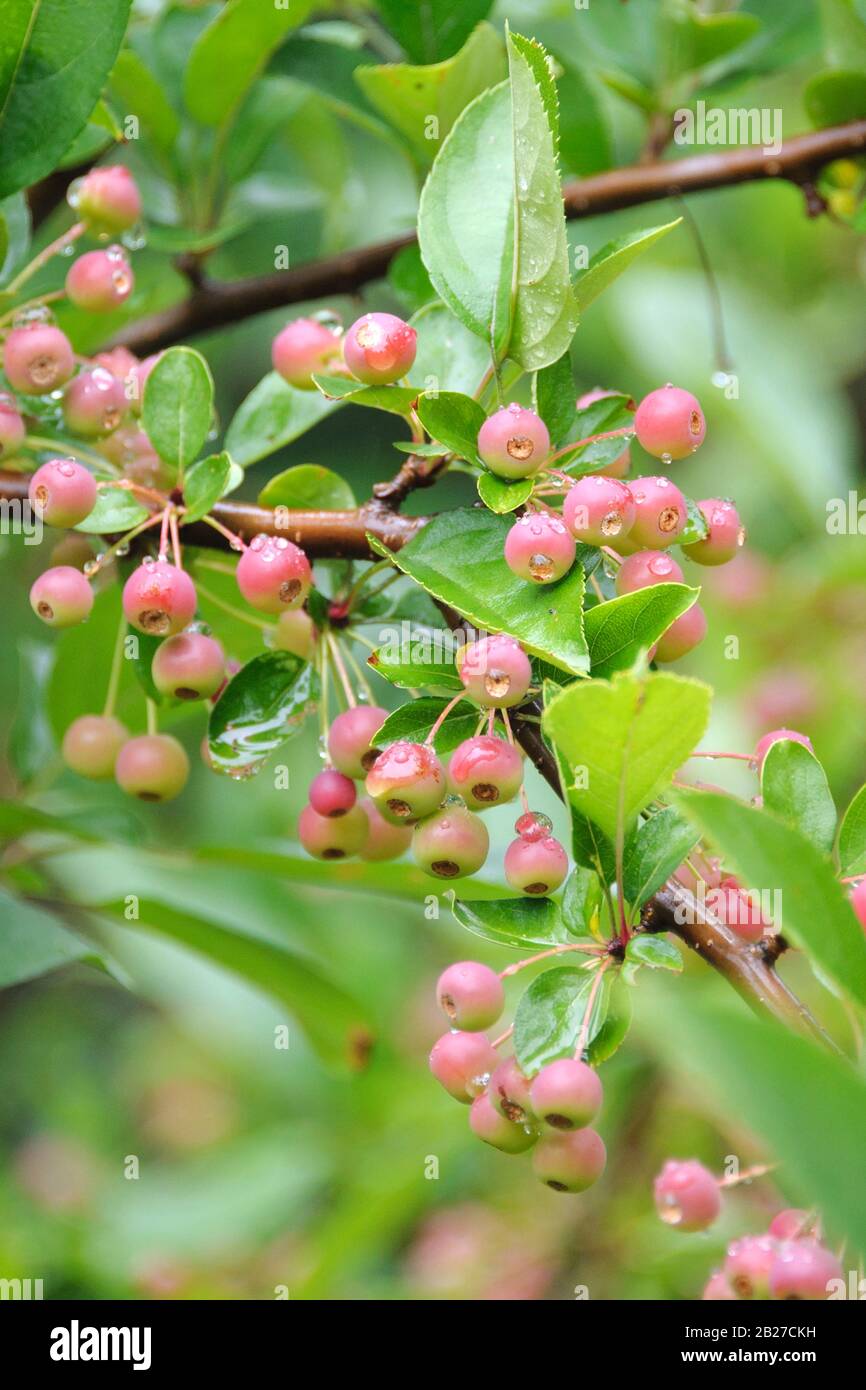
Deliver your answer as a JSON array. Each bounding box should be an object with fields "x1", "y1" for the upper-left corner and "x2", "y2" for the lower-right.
[
  {"x1": 654, "y1": 1159, "x2": 842, "y2": 1300},
  {"x1": 429, "y1": 961, "x2": 606, "y2": 1193}
]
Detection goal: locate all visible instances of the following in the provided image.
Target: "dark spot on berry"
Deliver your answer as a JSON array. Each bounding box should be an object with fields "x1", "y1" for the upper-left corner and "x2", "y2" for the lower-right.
[
  {"x1": 322, "y1": 847, "x2": 346, "y2": 859},
  {"x1": 386, "y1": 798, "x2": 412, "y2": 818},
  {"x1": 137, "y1": 791, "x2": 162, "y2": 802},
  {"x1": 544, "y1": 1112, "x2": 574, "y2": 1130},
  {"x1": 175, "y1": 687, "x2": 199, "y2": 700},
  {"x1": 325, "y1": 807, "x2": 348, "y2": 818},
  {"x1": 361, "y1": 748, "x2": 380, "y2": 772},
  {"x1": 731, "y1": 1276, "x2": 753, "y2": 1298},
  {"x1": 279, "y1": 578, "x2": 301, "y2": 603},
  {"x1": 546, "y1": 1179, "x2": 569, "y2": 1192},
  {"x1": 523, "y1": 881, "x2": 549, "y2": 895},
  {"x1": 440, "y1": 992, "x2": 457, "y2": 1020},
  {"x1": 431, "y1": 860, "x2": 461, "y2": 878},
  {"x1": 471, "y1": 781, "x2": 499, "y2": 803},
  {"x1": 139, "y1": 608, "x2": 170, "y2": 634}
]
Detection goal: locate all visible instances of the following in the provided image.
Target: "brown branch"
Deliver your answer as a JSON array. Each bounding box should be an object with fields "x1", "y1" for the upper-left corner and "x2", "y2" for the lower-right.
[{"x1": 106, "y1": 120, "x2": 866, "y2": 357}]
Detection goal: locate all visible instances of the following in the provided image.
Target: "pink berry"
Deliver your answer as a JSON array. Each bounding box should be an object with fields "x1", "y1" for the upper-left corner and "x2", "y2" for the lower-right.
[
  {"x1": 129, "y1": 353, "x2": 162, "y2": 414},
  {"x1": 73, "y1": 165, "x2": 142, "y2": 233},
  {"x1": 327, "y1": 705, "x2": 388, "y2": 779},
  {"x1": 576, "y1": 389, "x2": 631, "y2": 477},
  {"x1": 615, "y1": 549, "x2": 684, "y2": 595},
  {"x1": 123, "y1": 452, "x2": 172, "y2": 491},
  {"x1": 447, "y1": 735, "x2": 523, "y2": 810},
  {"x1": 115, "y1": 733, "x2": 190, "y2": 801},
  {"x1": 503, "y1": 512, "x2": 576, "y2": 583},
  {"x1": 724, "y1": 1235, "x2": 778, "y2": 1299},
  {"x1": 504, "y1": 835, "x2": 568, "y2": 896},
  {"x1": 514, "y1": 810, "x2": 553, "y2": 842},
  {"x1": 477, "y1": 404, "x2": 550, "y2": 480},
  {"x1": 488, "y1": 1057, "x2": 536, "y2": 1124},
  {"x1": 65, "y1": 246, "x2": 134, "y2": 312},
  {"x1": 564, "y1": 475, "x2": 635, "y2": 546},
  {"x1": 682, "y1": 498, "x2": 744, "y2": 567},
  {"x1": 769, "y1": 1209, "x2": 813, "y2": 1241},
  {"x1": 151, "y1": 632, "x2": 225, "y2": 701},
  {"x1": 436, "y1": 961, "x2": 504, "y2": 1031},
  {"x1": 3, "y1": 323, "x2": 74, "y2": 394},
  {"x1": 769, "y1": 1239, "x2": 842, "y2": 1300},
  {"x1": 429, "y1": 1030, "x2": 499, "y2": 1103},
  {"x1": 309, "y1": 768, "x2": 357, "y2": 818},
  {"x1": 273, "y1": 608, "x2": 316, "y2": 661},
  {"x1": 469, "y1": 1091, "x2": 537, "y2": 1154},
  {"x1": 458, "y1": 634, "x2": 532, "y2": 709},
  {"x1": 93, "y1": 346, "x2": 139, "y2": 381},
  {"x1": 703, "y1": 1271, "x2": 737, "y2": 1301},
  {"x1": 627, "y1": 477, "x2": 688, "y2": 548},
  {"x1": 30, "y1": 566, "x2": 93, "y2": 627},
  {"x1": 532, "y1": 1127, "x2": 606, "y2": 1192},
  {"x1": 653, "y1": 1159, "x2": 721, "y2": 1232},
  {"x1": 528, "y1": 1058, "x2": 603, "y2": 1131},
  {"x1": 122, "y1": 560, "x2": 197, "y2": 636},
  {"x1": 63, "y1": 368, "x2": 127, "y2": 437},
  {"x1": 653, "y1": 604, "x2": 707, "y2": 663},
  {"x1": 704, "y1": 883, "x2": 767, "y2": 944},
  {"x1": 100, "y1": 424, "x2": 154, "y2": 469},
  {"x1": 635, "y1": 384, "x2": 706, "y2": 459},
  {"x1": 272, "y1": 317, "x2": 342, "y2": 389},
  {"x1": 412, "y1": 805, "x2": 489, "y2": 879},
  {"x1": 0, "y1": 393, "x2": 25, "y2": 455},
  {"x1": 236, "y1": 534, "x2": 312, "y2": 614},
  {"x1": 28, "y1": 458, "x2": 97, "y2": 528},
  {"x1": 298, "y1": 802, "x2": 368, "y2": 860},
  {"x1": 358, "y1": 796, "x2": 412, "y2": 862},
  {"x1": 753, "y1": 728, "x2": 813, "y2": 768},
  {"x1": 62, "y1": 714, "x2": 128, "y2": 779},
  {"x1": 850, "y1": 879, "x2": 866, "y2": 931},
  {"x1": 365, "y1": 740, "x2": 445, "y2": 823},
  {"x1": 343, "y1": 311, "x2": 416, "y2": 385}
]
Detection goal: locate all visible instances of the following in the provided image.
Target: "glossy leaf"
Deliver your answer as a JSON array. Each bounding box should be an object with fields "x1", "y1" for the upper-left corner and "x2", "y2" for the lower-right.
[
  {"x1": 0, "y1": 192, "x2": 30, "y2": 285},
  {"x1": 75, "y1": 487, "x2": 150, "y2": 535},
  {"x1": 367, "y1": 636, "x2": 463, "y2": 692},
  {"x1": 623, "y1": 806, "x2": 699, "y2": 909},
  {"x1": 513, "y1": 965, "x2": 607, "y2": 1075},
  {"x1": 374, "y1": 0, "x2": 495, "y2": 64},
  {"x1": 208, "y1": 652, "x2": 318, "y2": 775},
  {"x1": 625, "y1": 934, "x2": 682, "y2": 972},
  {"x1": 561, "y1": 392, "x2": 635, "y2": 475},
  {"x1": 476, "y1": 473, "x2": 533, "y2": 514},
  {"x1": 416, "y1": 390, "x2": 484, "y2": 462},
  {"x1": 225, "y1": 372, "x2": 339, "y2": 468},
  {"x1": 586, "y1": 973, "x2": 632, "y2": 1064},
  {"x1": 142, "y1": 347, "x2": 214, "y2": 471},
  {"x1": 449, "y1": 893, "x2": 571, "y2": 951},
  {"x1": 182, "y1": 452, "x2": 233, "y2": 523},
  {"x1": 574, "y1": 221, "x2": 681, "y2": 314},
  {"x1": 184, "y1": 0, "x2": 312, "y2": 126},
  {"x1": 761, "y1": 739, "x2": 837, "y2": 855},
  {"x1": 534, "y1": 351, "x2": 576, "y2": 445},
  {"x1": 372, "y1": 697, "x2": 478, "y2": 756},
  {"x1": 839, "y1": 783, "x2": 866, "y2": 875},
  {"x1": 561, "y1": 865, "x2": 602, "y2": 937},
  {"x1": 584, "y1": 584, "x2": 700, "y2": 678},
  {"x1": 110, "y1": 47, "x2": 180, "y2": 153},
  {"x1": 804, "y1": 69, "x2": 866, "y2": 127},
  {"x1": 312, "y1": 374, "x2": 418, "y2": 416},
  {"x1": 258, "y1": 463, "x2": 355, "y2": 512},
  {"x1": 408, "y1": 301, "x2": 491, "y2": 395},
  {"x1": 388, "y1": 243, "x2": 436, "y2": 315}
]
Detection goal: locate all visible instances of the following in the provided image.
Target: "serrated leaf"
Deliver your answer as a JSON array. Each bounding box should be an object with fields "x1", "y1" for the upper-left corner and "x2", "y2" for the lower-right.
[
  {"x1": 476, "y1": 473, "x2": 534, "y2": 514},
  {"x1": 534, "y1": 351, "x2": 576, "y2": 445},
  {"x1": 586, "y1": 973, "x2": 631, "y2": 1064},
  {"x1": 372, "y1": 697, "x2": 478, "y2": 756},
  {"x1": 623, "y1": 806, "x2": 699, "y2": 909},
  {"x1": 625, "y1": 934, "x2": 683, "y2": 972},
  {"x1": 513, "y1": 965, "x2": 607, "y2": 1075},
  {"x1": 407, "y1": 301, "x2": 492, "y2": 395},
  {"x1": 75, "y1": 486, "x2": 150, "y2": 535},
  {"x1": 367, "y1": 636, "x2": 463, "y2": 692},
  {"x1": 448, "y1": 893, "x2": 570, "y2": 951},
  {"x1": 416, "y1": 390, "x2": 484, "y2": 462},
  {"x1": 208, "y1": 652, "x2": 318, "y2": 775},
  {"x1": 374, "y1": 0, "x2": 495, "y2": 64},
  {"x1": 312, "y1": 374, "x2": 418, "y2": 415},
  {"x1": 839, "y1": 783, "x2": 866, "y2": 876},
  {"x1": 574, "y1": 222, "x2": 681, "y2": 313},
  {"x1": 761, "y1": 740, "x2": 837, "y2": 855},
  {"x1": 224, "y1": 372, "x2": 339, "y2": 468},
  {"x1": 584, "y1": 585, "x2": 700, "y2": 679},
  {"x1": 258, "y1": 463, "x2": 355, "y2": 511},
  {"x1": 561, "y1": 865, "x2": 602, "y2": 936},
  {"x1": 142, "y1": 347, "x2": 214, "y2": 471},
  {"x1": 560, "y1": 391, "x2": 635, "y2": 475},
  {"x1": 182, "y1": 452, "x2": 232, "y2": 523}
]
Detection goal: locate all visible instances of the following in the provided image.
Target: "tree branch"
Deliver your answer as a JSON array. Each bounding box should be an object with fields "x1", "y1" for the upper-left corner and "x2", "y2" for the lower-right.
[{"x1": 106, "y1": 120, "x2": 866, "y2": 357}]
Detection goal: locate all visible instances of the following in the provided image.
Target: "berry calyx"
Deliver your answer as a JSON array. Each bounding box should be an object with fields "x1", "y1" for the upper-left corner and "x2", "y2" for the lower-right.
[
  {"x1": 563, "y1": 475, "x2": 635, "y2": 545},
  {"x1": 457, "y1": 634, "x2": 532, "y2": 709},
  {"x1": 634, "y1": 384, "x2": 706, "y2": 460},
  {"x1": 65, "y1": 247, "x2": 134, "y2": 312},
  {"x1": 366, "y1": 740, "x2": 445, "y2": 823},
  {"x1": 309, "y1": 768, "x2": 357, "y2": 818},
  {"x1": 272, "y1": 317, "x2": 342, "y2": 389},
  {"x1": 528, "y1": 1058, "x2": 603, "y2": 1131},
  {"x1": 151, "y1": 632, "x2": 226, "y2": 701},
  {"x1": 653, "y1": 604, "x2": 707, "y2": 663},
  {"x1": 28, "y1": 458, "x2": 97, "y2": 528},
  {"x1": 123, "y1": 560, "x2": 197, "y2": 636},
  {"x1": 615, "y1": 549, "x2": 684, "y2": 596},
  {"x1": 115, "y1": 733, "x2": 190, "y2": 802},
  {"x1": 753, "y1": 728, "x2": 813, "y2": 768},
  {"x1": 768, "y1": 1239, "x2": 842, "y2": 1300},
  {"x1": 446, "y1": 735, "x2": 523, "y2": 810},
  {"x1": 503, "y1": 512, "x2": 576, "y2": 583},
  {"x1": 62, "y1": 714, "x2": 128, "y2": 779},
  {"x1": 436, "y1": 961, "x2": 504, "y2": 1031},
  {"x1": 653, "y1": 1159, "x2": 721, "y2": 1232},
  {"x1": 272, "y1": 608, "x2": 316, "y2": 661},
  {"x1": 0, "y1": 393, "x2": 25, "y2": 456},
  {"x1": 477, "y1": 404, "x2": 550, "y2": 480},
  {"x1": 298, "y1": 802, "x2": 368, "y2": 859},
  {"x1": 504, "y1": 834, "x2": 568, "y2": 896},
  {"x1": 73, "y1": 165, "x2": 142, "y2": 233},
  {"x1": 532, "y1": 1127, "x2": 606, "y2": 1192},
  {"x1": 488, "y1": 1057, "x2": 535, "y2": 1124},
  {"x1": 576, "y1": 389, "x2": 632, "y2": 477},
  {"x1": 358, "y1": 797, "x2": 412, "y2": 862},
  {"x1": 412, "y1": 804, "x2": 489, "y2": 879},
  {"x1": 469, "y1": 1092, "x2": 537, "y2": 1154},
  {"x1": 342, "y1": 312, "x2": 417, "y2": 385},
  {"x1": 627, "y1": 477, "x2": 688, "y2": 549},
  {"x1": 30, "y1": 566, "x2": 93, "y2": 627},
  {"x1": 236, "y1": 534, "x2": 312, "y2": 614},
  {"x1": 327, "y1": 705, "x2": 388, "y2": 779},
  {"x1": 3, "y1": 323, "x2": 74, "y2": 394},
  {"x1": 682, "y1": 499, "x2": 744, "y2": 567},
  {"x1": 428, "y1": 1030, "x2": 498, "y2": 1103},
  {"x1": 723, "y1": 1235, "x2": 778, "y2": 1300},
  {"x1": 63, "y1": 368, "x2": 127, "y2": 437}
]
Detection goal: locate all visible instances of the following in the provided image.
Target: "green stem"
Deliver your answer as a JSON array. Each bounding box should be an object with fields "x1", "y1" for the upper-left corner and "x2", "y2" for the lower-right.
[
  {"x1": 5, "y1": 222, "x2": 86, "y2": 296},
  {"x1": 0, "y1": 290, "x2": 66, "y2": 330},
  {"x1": 341, "y1": 638, "x2": 375, "y2": 705},
  {"x1": 194, "y1": 578, "x2": 271, "y2": 631},
  {"x1": 102, "y1": 615, "x2": 128, "y2": 718},
  {"x1": 24, "y1": 435, "x2": 119, "y2": 476},
  {"x1": 146, "y1": 698, "x2": 157, "y2": 736}
]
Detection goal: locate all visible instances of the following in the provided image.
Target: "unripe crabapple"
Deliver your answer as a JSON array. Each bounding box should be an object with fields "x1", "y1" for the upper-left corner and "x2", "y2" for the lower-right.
[
  {"x1": 504, "y1": 511, "x2": 575, "y2": 583},
  {"x1": 458, "y1": 634, "x2": 532, "y2": 709},
  {"x1": 429, "y1": 1029, "x2": 498, "y2": 1102},
  {"x1": 769, "y1": 1239, "x2": 842, "y2": 1300},
  {"x1": 62, "y1": 714, "x2": 128, "y2": 779},
  {"x1": 72, "y1": 165, "x2": 142, "y2": 233},
  {"x1": 653, "y1": 1159, "x2": 721, "y2": 1231},
  {"x1": 358, "y1": 797, "x2": 412, "y2": 861},
  {"x1": 309, "y1": 768, "x2": 357, "y2": 818},
  {"x1": 366, "y1": 740, "x2": 445, "y2": 823},
  {"x1": 563, "y1": 475, "x2": 635, "y2": 546},
  {"x1": 653, "y1": 604, "x2": 707, "y2": 663},
  {"x1": 28, "y1": 458, "x2": 97, "y2": 528},
  {"x1": 634, "y1": 385, "x2": 706, "y2": 460},
  {"x1": 0, "y1": 393, "x2": 25, "y2": 455},
  {"x1": 63, "y1": 368, "x2": 127, "y2": 437},
  {"x1": 272, "y1": 608, "x2": 316, "y2": 661},
  {"x1": 3, "y1": 323, "x2": 74, "y2": 394},
  {"x1": 504, "y1": 835, "x2": 568, "y2": 896},
  {"x1": 447, "y1": 735, "x2": 523, "y2": 810},
  {"x1": 298, "y1": 802, "x2": 368, "y2": 859},
  {"x1": 436, "y1": 961, "x2": 504, "y2": 1031},
  {"x1": 469, "y1": 1092, "x2": 536, "y2": 1154},
  {"x1": 532, "y1": 1127, "x2": 606, "y2": 1192},
  {"x1": 151, "y1": 632, "x2": 225, "y2": 701},
  {"x1": 272, "y1": 317, "x2": 342, "y2": 389},
  {"x1": 682, "y1": 499, "x2": 744, "y2": 567},
  {"x1": 343, "y1": 312, "x2": 416, "y2": 385},
  {"x1": 123, "y1": 560, "x2": 196, "y2": 637},
  {"x1": 576, "y1": 389, "x2": 631, "y2": 478},
  {"x1": 704, "y1": 882, "x2": 768, "y2": 944},
  {"x1": 488, "y1": 1057, "x2": 536, "y2": 1124},
  {"x1": 724, "y1": 1235, "x2": 778, "y2": 1299},
  {"x1": 236, "y1": 534, "x2": 312, "y2": 613},
  {"x1": 528, "y1": 1058, "x2": 603, "y2": 1131},
  {"x1": 30, "y1": 566, "x2": 93, "y2": 627},
  {"x1": 412, "y1": 804, "x2": 489, "y2": 879},
  {"x1": 615, "y1": 549, "x2": 684, "y2": 596},
  {"x1": 65, "y1": 246, "x2": 134, "y2": 312},
  {"x1": 327, "y1": 705, "x2": 388, "y2": 778},
  {"x1": 769, "y1": 1209, "x2": 813, "y2": 1241},
  {"x1": 115, "y1": 733, "x2": 190, "y2": 802},
  {"x1": 753, "y1": 728, "x2": 813, "y2": 768},
  {"x1": 477, "y1": 404, "x2": 550, "y2": 479},
  {"x1": 627, "y1": 477, "x2": 687, "y2": 548}
]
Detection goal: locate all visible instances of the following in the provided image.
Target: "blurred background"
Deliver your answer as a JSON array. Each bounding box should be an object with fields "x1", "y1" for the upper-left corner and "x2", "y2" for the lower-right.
[{"x1": 1, "y1": 0, "x2": 864, "y2": 1299}]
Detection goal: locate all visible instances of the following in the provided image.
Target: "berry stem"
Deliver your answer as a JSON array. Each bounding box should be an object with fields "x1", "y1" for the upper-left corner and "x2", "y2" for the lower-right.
[
  {"x1": 145, "y1": 698, "x2": 157, "y2": 736},
  {"x1": 327, "y1": 633, "x2": 356, "y2": 708},
  {"x1": 23, "y1": 435, "x2": 120, "y2": 477},
  {"x1": 341, "y1": 638, "x2": 375, "y2": 705},
  {"x1": 110, "y1": 478, "x2": 167, "y2": 507},
  {"x1": 0, "y1": 289, "x2": 66, "y2": 329},
  {"x1": 500, "y1": 942, "x2": 604, "y2": 978},
  {"x1": 346, "y1": 628, "x2": 378, "y2": 652},
  {"x1": 5, "y1": 222, "x2": 86, "y2": 295},
  {"x1": 102, "y1": 614, "x2": 127, "y2": 718},
  {"x1": 501, "y1": 706, "x2": 515, "y2": 747},
  {"x1": 88, "y1": 511, "x2": 163, "y2": 572},
  {"x1": 424, "y1": 692, "x2": 464, "y2": 745},
  {"x1": 574, "y1": 959, "x2": 612, "y2": 1060},
  {"x1": 600, "y1": 546, "x2": 622, "y2": 567},
  {"x1": 491, "y1": 1024, "x2": 514, "y2": 1048},
  {"x1": 169, "y1": 509, "x2": 182, "y2": 569},
  {"x1": 589, "y1": 572, "x2": 605, "y2": 603},
  {"x1": 193, "y1": 578, "x2": 271, "y2": 631},
  {"x1": 690, "y1": 750, "x2": 755, "y2": 763},
  {"x1": 317, "y1": 635, "x2": 331, "y2": 750},
  {"x1": 157, "y1": 504, "x2": 171, "y2": 562},
  {"x1": 198, "y1": 513, "x2": 247, "y2": 551},
  {"x1": 717, "y1": 1161, "x2": 778, "y2": 1190},
  {"x1": 546, "y1": 425, "x2": 634, "y2": 469}
]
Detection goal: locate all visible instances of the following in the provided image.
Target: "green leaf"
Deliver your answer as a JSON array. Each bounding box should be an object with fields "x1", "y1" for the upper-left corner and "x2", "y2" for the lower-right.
[
  {"x1": 761, "y1": 740, "x2": 837, "y2": 855},
  {"x1": 623, "y1": 806, "x2": 699, "y2": 910},
  {"x1": 408, "y1": 301, "x2": 491, "y2": 395},
  {"x1": 354, "y1": 22, "x2": 506, "y2": 163},
  {"x1": 561, "y1": 865, "x2": 602, "y2": 937},
  {"x1": 416, "y1": 390, "x2": 484, "y2": 461},
  {"x1": 584, "y1": 584, "x2": 700, "y2": 678},
  {"x1": 839, "y1": 783, "x2": 866, "y2": 875},
  {"x1": 128, "y1": 628, "x2": 163, "y2": 706},
  {"x1": 625, "y1": 934, "x2": 682, "y2": 972},
  {"x1": 534, "y1": 351, "x2": 576, "y2": 445},
  {"x1": 110, "y1": 47, "x2": 180, "y2": 154},
  {"x1": 805, "y1": 68, "x2": 866, "y2": 127},
  {"x1": 513, "y1": 965, "x2": 607, "y2": 1075},
  {"x1": 372, "y1": 697, "x2": 478, "y2": 756},
  {"x1": 476, "y1": 473, "x2": 533, "y2": 514},
  {"x1": 225, "y1": 371, "x2": 339, "y2": 468},
  {"x1": 184, "y1": 0, "x2": 312, "y2": 126},
  {"x1": 0, "y1": 191, "x2": 30, "y2": 285},
  {"x1": 574, "y1": 221, "x2": 681, "y2": 313},
  {"x1": 9, "y1": 641, "x2": 55, "y2": 783},
  {"x1": 544, "y1": 670, "x2": 711, "y2": 839},
  {"x1": 0, "y1": 801, "x2": 99, "y2": 845},
  {"x1": 560, "y1": 391, "x2": 635, "y2": 476},
  {"x1": 449, "y1": 893, "x2": 570, "y2": 951},
  {"x1": 0, "y1": 887, "x2": 95, "y2": 987},
  {"x1": 312, "y1": 374, "x2": 418, "y2": 416},
  {"x1": 182, "y1": 452, "x2": 232, "y2": 524},
  {"x1": 586, "y1": 973, "x2": 631, "y2": 1064},
  {"x1": 675, "y1": 789, "x2": 866, "y2": 1010},
  {"x1": 374, "y1": 0, "x2": 495, "y2": 64},
  {"x1": 372, "y1": 507, "x2": 590, "y2": 675},
  {"x1": 0, "y1": 0, "x2": 131, "y2": 198},
  {"x1": 557, "y1": 59, "x2": 612, "y2": 178},
  {"x1": 74, "y1": 486, "x2": 150, "y2": 535},
  {"x1": 258, "y1": 463, "x2": 355, "y2": 511},
  {"x1": 388, "y1": 243, "x2": 436, "y2": 314},
  {"x1": 663, "y1": 7, "x2": 760, "y2": 78},
  {"x1": 679, "y1": 495, "x2": 710, "y2": 546},
  {"x1": 367, "y1": 635, "x2": 463, "y2": 692},
  {"x1": 142, "y1": 347, "x2": 214, "y2": 472},
  {"x1": 208, "y1": 651, "x2": 318, "y2": 775}
]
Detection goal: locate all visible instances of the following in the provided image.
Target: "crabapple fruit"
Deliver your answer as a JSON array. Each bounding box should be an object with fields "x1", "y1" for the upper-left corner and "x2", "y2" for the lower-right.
[
  {"x1": 563, "y1": 475, "x2": 635, "y2": 545},
  {"x1": 682, "y1": 499, "x2": 744, "y2": 567},
  {"x1": 62, "y1": 714, "x2": 128, "y2": 779},
  {"x1": 528, "y1": 1058, "x2": 603, "y2": 1131},
  {"x1": 753, "y1": 728, "x2": 813, "y2": 767},
  {"x1": 327, "y1": 705, "x2": 388, "y2": 778},
  {"x1": 703, "y1": 1271, "x2": 737, "y2": 1301},
  {"x1": 469, "y1": 1092, "x2": 536, "y2": 1154},
  {"x1": 576, "y1": 389, "x2": 631, "y2": 478},
  {"x1": 769, "y1": 1209, "x2": 812, "y2": 1241},
  {"x1": 488, "y1": 1057, "x2": 535, "y2": 1125},
  {"x1": 428, "y1": 1030, "x2": 498, "y2": 1102},
  {"x1": 272, "y1": 608, "x2": 316, "y2": 661},
  {"x1": 615, "y1": 549, "x2": 684, "y2": 596},
  {"x1": 342, "y1": 312, "x2": 416, "y2": 385},
  {"x1": 123, "y1": 560, "x2": 197, "y2": 636},
  {"x1": 653, "y1": 1159, "x2": 721, "y2": 1231},
  {"x1": 0, "y1": 394, "x2": 25, "y2": 455},
  {"x1": 412, "y1": 804, "x2": 489, "y2": 879},
  {"x1": 704, "y1": 882, "x2": 768, "y2": 943},
  {"x1": 115, "y1": 733, "x2": 190, "y2": 802},
  {"x1": 653, "y1": 604, "x2": 707, "y2": 663},
  {"x1": 30, "y1": 566, "x2": 93, "y2": 627},
  {"x1": 532, "y1": 1127, "x2": 606, "y2": 1193},
  {"x1": 447, "y1": 735, "x2": 523, "y2": 810},
  {"x1": 769, "y1": 1239, "x2": 842, "y2": 1300},
  {"x1": 65, "y1": 247, "x2": 134, "y2": 312},
  {"x1": 627, "y1": 477, "x2": 687, "y2": 548},
  {"x1": 272, "y1": 317, "x2": 342, "y2": 388},
  {"x1": 3, "y1": 323, "x2": 74, "y2": 394},
  {"x1": 358, "y1": 797, "x2": 412, "y2": 861},
  {"x1": 63, "y1": 368, "x2": 127, "y2": 437},
  {"x1": 309, "y1": 768, "x2": 357, "y2": 818},
  {"x1": 236, "y1": 534, "x2": 312, "y2": 613},
  {"x1": 850, "y1": 878, "x2": 866, "y2": 930},
  {"x1": 634, "y1": 385, "x2": 706, "y2": 459},
  {"x1": 458, "y1": 634, "x2": 532, "y2": 709},
  {"x1": 504, "y1": 512, "x2": 575, "y2": 583},
  {"x1": 436, "y1": 961, "x2": 504, "y2": 1031},
  {"x1": 504, "y1": 835, "x2": 568, "y2": 896},
  {"x1": 73, "y1": 165, "x2": 142, "y2": 232},
  {"x1": 724, "y1": 1235, "x2": 778, "y2": 1299},
  {"x1": 365, "y1": 741, "x2": 445, "y2": 822},
  {"x1": 28, "y1": 459, "x2": 97, "y2": 528},
  {"x1": 298, "y1": 802, "x2": 368, "y2": 859},
  {"x1": 151, "y1": 632, "x2": 225, "y2": 701},
  {"x1": 477, "y1": 404, "x2": 550, "y2": 479}
]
